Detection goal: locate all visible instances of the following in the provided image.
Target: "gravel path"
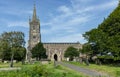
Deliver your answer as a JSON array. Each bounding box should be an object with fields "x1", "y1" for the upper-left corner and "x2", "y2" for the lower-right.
[
  {"x1": 57, "y1": 62, "x2": 109, "y2": 77},
  {"x1": 0, "y1": 67, "x2": 21, "y2": 71}
]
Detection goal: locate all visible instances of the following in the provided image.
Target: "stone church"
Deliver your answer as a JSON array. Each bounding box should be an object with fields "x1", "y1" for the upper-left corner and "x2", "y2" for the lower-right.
[{"x1": 27, "y1": 5, "x2": 82, "y2": 61}]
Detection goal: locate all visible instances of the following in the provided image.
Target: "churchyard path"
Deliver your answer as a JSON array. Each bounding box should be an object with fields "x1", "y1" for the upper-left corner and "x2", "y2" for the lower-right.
[
  {"x1": 0, "y1": 67, "x2": 21, "y2": 71},
  {"x1": 57, "y1": 61, "x2": 109, "y2": 77}
]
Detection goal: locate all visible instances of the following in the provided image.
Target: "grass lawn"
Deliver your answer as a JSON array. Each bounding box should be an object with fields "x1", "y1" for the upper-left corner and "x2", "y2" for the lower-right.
[
  {"x1": 66, "y1": 61, "x2": 120, "y2": 77},
  {"x1": 0, "y1": 62, "x2": 88, "y2": 77},
  {"x1": 0, "y1": 62, "x2": 22, "y2": 68}
]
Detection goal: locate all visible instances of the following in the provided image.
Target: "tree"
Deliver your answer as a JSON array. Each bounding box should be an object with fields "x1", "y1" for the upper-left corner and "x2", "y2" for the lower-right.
[
  {"x1": 0, "y1": 31, "x2": 25, "y2": 67},
  {"x1": 64, "y1": 46, "x2": 79, "y2": 61},
  {"x1": 31, "y1": 42, "x2": 47, "y2": 60},
  {"x1": 81, "y1": 43, "x2": 93, "y2": 54},
  {"x1": 83, "y1": 29, "x2": 108, "y2": 55},
  {"x1": 83, "y1": 3, "x2": 120, "y2": 64},
  {"x1": 13, "y1": 46, "x2": 26, "y2": 64},
  {"x1": 0, "y1": 39, "x2": 11, "y2": 61}
]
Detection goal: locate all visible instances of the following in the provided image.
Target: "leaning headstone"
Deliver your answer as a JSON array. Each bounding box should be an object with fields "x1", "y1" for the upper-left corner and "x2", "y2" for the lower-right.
[
  {"x1": 13, "y1": 60, "x2": 17, "y2": 63},
  {"x1": 85, "y1": 59, "x2": 89, "y2": 66},
  {"x1": 66, "y1": 58, "x2": 69, "y2": 61},
  {"x1": 41, "y1": 61, "x2": 49, "y2": 64},
  {"x1": 4, "y1": 61, "x2": 8, "y2": 63},
  {"x1": 73, "y1": 58, "x2": 76, "y2": 62},
  {"x1": 79, "y1": 58, "x2": 83, "y2": 64}
]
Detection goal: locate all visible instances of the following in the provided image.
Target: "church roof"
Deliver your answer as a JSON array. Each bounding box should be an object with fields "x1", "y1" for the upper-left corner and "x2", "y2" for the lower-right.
[{"x1": 43, "y1": 42, "x2": 80, "y2": 44}]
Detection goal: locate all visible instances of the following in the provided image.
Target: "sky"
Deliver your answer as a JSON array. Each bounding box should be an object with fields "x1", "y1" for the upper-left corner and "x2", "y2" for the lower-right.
[{"x1": 0, "y1": 0, "x2": 119, "y2": 47}]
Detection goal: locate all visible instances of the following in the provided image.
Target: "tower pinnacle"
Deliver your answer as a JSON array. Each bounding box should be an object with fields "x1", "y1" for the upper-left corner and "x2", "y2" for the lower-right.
[{"x1": 32, "y1": 4, "x2": 37, "y2": 21}]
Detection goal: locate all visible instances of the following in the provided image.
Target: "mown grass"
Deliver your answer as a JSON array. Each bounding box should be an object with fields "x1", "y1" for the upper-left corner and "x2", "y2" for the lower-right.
[
  {"x1": 47, "y1": 63, "x2": 89, "y2": 77},
  {"x1": 66, "y1": 61, "x2": 120, "y2": 77},
  {"x1": 0, "y1": 62, "x2": 22, "y2": 68},
  {"x1": 0, "y1": 62, "x2": 88, "y2": 77}
]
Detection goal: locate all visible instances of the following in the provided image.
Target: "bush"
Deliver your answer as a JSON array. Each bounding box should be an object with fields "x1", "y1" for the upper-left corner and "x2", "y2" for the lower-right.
[
  {"x1": 20, "y1": 65, "x2": 49, "y2": 77},
  {"x1": 0, "y1": 63, "x2": 84, "y2": 77},
  {"x1": 55, "y1": 65, "x2": 62, "y2": 69},
  {"x1": 116, "y1": 71, "x2": 120, "y2": 77},
  {"x1": 0, "y1": 64, "x2": 49, "y2": 77}
]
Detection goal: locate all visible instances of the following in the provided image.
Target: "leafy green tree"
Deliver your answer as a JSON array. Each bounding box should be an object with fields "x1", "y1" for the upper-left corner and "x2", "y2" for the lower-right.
[
  {"x1": 0, "y1": 31, "x2": 25, "y2": 67},
  {"x1": 64, "y1": 46, "x2": 79, "y2": 61},
  {"x1": 83, "y1": 29, "x2": 109, "y2": 54},
  {"x1": 83, "y1": 3, "x2": 120, "y2": 63},
  {"x1": 81, "y1": 43, "x2": 93, "y2": 54},
  {"x1": 31, "y1": 42, "x2": 47, "y2": 60},
  {"x1": 14, "y1": 46, "x2": 26, "y2": 64},
  {"x1": 0, "y1": 41, "x2": 11, "y2": 61}
]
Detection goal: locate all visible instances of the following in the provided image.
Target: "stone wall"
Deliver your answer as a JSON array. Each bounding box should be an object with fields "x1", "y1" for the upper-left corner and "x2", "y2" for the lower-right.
[{"x1": 43, "y1": 42, "x2": 82, "y2": 61}]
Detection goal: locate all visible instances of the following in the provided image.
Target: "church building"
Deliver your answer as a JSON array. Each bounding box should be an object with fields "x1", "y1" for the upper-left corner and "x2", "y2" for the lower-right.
[{"x1": 27, "y1": 5, "x2": 82, "y2": 61}]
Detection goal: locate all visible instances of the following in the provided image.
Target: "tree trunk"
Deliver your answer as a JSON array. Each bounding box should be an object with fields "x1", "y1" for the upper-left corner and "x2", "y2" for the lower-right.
[
  {"x1": 10, "y1": 53, "x2": 14, "y2": 67},
  {"x1": 22, "y1": 59, "x2": 25, "y2": 65}
]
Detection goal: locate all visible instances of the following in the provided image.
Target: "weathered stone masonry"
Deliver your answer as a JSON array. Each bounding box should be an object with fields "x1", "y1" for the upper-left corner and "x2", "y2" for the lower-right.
[{"x1": 27, "y1": 5, "x2": 82, "y2": 61}]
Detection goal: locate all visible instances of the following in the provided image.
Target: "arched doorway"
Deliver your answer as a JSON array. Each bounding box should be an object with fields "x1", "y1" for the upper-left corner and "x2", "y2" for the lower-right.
[{"x1": 54, "y1": 54, "x2": 58, "y2": 61}]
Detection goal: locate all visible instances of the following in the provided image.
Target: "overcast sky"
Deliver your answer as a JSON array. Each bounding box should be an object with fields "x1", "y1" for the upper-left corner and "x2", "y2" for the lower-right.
[{"x1": 0, "y1": 0, "x2": 118, "y2": 46}]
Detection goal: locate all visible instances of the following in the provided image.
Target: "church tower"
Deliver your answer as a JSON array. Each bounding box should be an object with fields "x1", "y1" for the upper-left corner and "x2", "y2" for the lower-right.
[{"x1": 27, "y1": 4, "x2": 41, "y2": 61}]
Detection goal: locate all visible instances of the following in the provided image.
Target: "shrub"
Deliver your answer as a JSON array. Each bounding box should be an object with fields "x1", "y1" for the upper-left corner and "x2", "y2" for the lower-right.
[{"x1": 116, "y1": 71, "x2": 120, "y2": 77}]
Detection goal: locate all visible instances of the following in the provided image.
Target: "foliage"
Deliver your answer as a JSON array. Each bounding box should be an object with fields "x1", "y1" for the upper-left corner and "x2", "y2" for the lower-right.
[
  {"x1": 0, "y1": 41, "x2": 11, "y2": 60},
  {"x1": 14, "y1": 46, "x2": 26, "y2": 61},
  {"x1": 31, "y1": 42, "x2": 47, "y2": 60},
  {"x1": 83, "y1": 3, "x2": 120, "y2": 62},
  {"x1": 0, "y1": 63, "x2": 85, "y2": 77},
  {"x1": 64, "y1": 46, "x2": 79, "y2": 60},
  {"x1": 81, "y1": 43, "x2": 93, "y2": 54},
  {"x1": 0, "y1": 62, "x2": 22, "y2": 68},
  {"x1": 0, "y1": 32, "x2": 26, "y2": 63}
]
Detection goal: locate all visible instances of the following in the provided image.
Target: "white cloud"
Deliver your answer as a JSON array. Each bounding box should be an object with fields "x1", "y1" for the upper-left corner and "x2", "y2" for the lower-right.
[
  {"x1": 41, "y1": 3, "x2": 91, "y2": 34},
  {"x1": 8, "y1": 21, "x2": 29, "y2": 27},
  {"x1": 41, "y1": 0, "x2": 118, "y2": 43},
  {"x1": 89, "y1": 0, "x2": 118, "y2": 11},
  {"x1": 5, "y1": 0, "x2": 117, "y2": 29},
  {"x1": 0, "y1": 18, "x2": 29, "y2": 28},
  {"x1": 3, "y1": 10, "x2": 32, "y2": 16},
  {"x1": 70, "y1": 0, "x2": 93, "y2": 9},
  {"x1": 42, "y1": 0, "x2": 118, "y2": 32},
  {"x1": 70, "y1": 0, "x2": 118, "y2": 9},
  {"x1": 102, "y1": 1, "x2": 117, "y2": 8},
  {"x1": 0, "y1": 10, "x2": 32, "y2": 28},
  {"x1": 41, "y1": 22, "x2": 52, "y2": 26},
  {"x1": 58, "y1": 6, "x2": 71, "y2": 14},
  {"x1": 48, "y1": 33, "x2": 86, "y2": 44}
]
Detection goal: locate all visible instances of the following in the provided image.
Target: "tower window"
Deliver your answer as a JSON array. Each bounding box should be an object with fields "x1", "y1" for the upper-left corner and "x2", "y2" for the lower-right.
[
  {"x1": 33, "y1": 36, "x2": 36, "y2": 39},
  {"x1": 33, "y1": 26, "x2": 35, "y2": 30}
]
